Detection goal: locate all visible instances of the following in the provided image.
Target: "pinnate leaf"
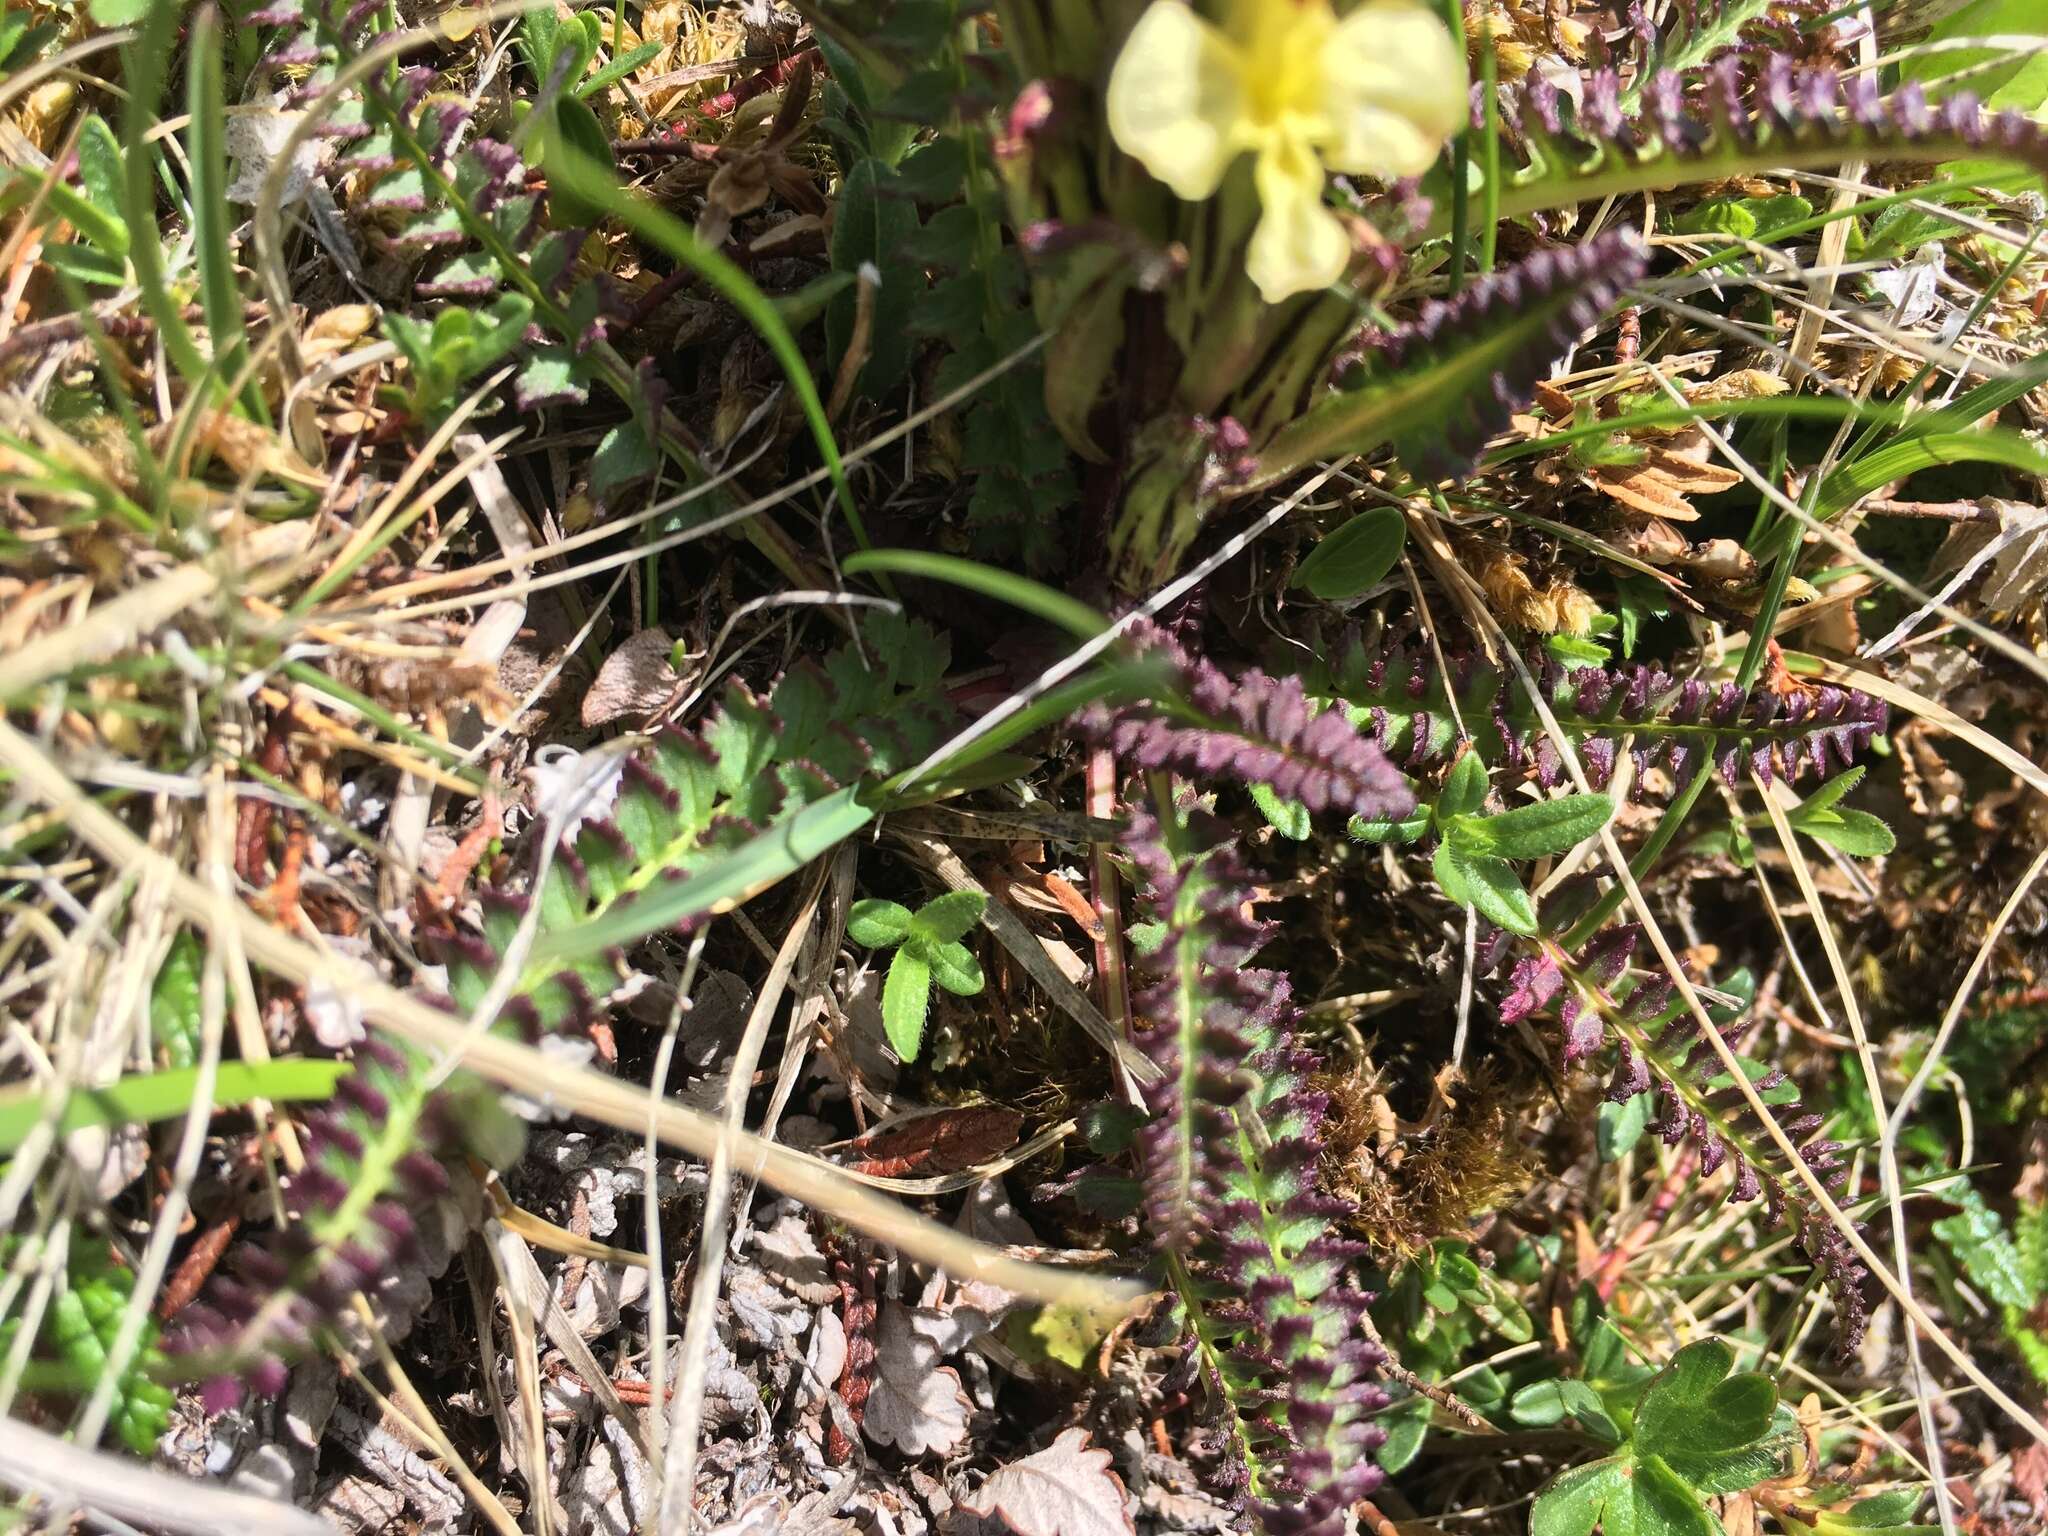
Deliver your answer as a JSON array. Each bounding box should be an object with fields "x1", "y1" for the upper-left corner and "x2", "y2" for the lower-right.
[{"x1": 1932, "y1": 1186, "x2": 2037, "y2": 1309}]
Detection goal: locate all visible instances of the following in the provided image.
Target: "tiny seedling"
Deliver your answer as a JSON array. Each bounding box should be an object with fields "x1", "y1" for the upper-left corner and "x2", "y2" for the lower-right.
[
  {"x1": 1783, "y1": 766, "x2": 1897, "y2": 857},
  {"x1": 1426, "y1": 751, "x2": 1615, "y2": 935},
  {"x1": 847, "y1": 890, "x2": 987, "y2": 1062}
]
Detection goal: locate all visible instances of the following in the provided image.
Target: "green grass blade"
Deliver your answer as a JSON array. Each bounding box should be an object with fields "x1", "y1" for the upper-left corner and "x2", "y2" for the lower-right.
[
  {"x1": 1814, "y1": 428, "x2": 2048, "y2": 520},
  {"x1": 843, "y1": 549, "x2": 1109, "y2": 639},
  {"x1": 543, "y1": 133, "x2": 870, "y2": 554},
  {"x1": 532, "y1": 784, "x2": 877, "y2": 963},
  {"x1": 186, "y1": 5, "x2": 265, "y2": 421},
  {"x1": 0, "y1": 1060, "x2": 347, "y2": 1154},
  {"x1": 120, "y1": 1, "x2": 208, "y2": 394}
]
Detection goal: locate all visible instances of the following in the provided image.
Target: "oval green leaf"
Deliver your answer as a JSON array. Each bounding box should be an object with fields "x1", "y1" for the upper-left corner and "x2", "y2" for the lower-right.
[{"x1": 1292, "y1": 508, "x2": 1407, "y2": 600}]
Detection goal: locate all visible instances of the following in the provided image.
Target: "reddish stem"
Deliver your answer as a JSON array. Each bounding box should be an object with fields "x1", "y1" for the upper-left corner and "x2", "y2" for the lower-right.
[
  {"x1": 612, "y1": 49, "x2": 820, "y2": 154},
  {"x1": 1591, "y1": 1146, "x2": 1699, "y2": 1301}
]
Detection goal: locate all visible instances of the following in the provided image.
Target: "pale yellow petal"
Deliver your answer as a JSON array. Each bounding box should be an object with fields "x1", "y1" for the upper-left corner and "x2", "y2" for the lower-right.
[
  {"x1": 1318, "y1": 0, "x2": 1469, "y2": 177},
  {"x1": 1106, "y1": 0, "x2": 1246, "y2": 201},
  {"x1": 1246, "y1": 136, "x2": 1349, "y2": 302}
]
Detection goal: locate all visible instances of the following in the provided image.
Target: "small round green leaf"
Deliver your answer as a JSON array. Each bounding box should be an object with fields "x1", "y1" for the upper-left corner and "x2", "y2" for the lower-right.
[
  {"x1": 1292, "y1": 507, "x2": 1407, "y2": 600},
  {"x1": 909, "y1": 889, "x2": 986, "y2": 945},
  {"x1": 926, "y1": 939, "x2": 984, "y2": 997},
  {"x1": 847, "y1": 899, "x2": 914, "y2": 949}
]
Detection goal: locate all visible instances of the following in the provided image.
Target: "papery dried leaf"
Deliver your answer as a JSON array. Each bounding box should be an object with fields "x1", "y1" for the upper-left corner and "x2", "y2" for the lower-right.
[
  {"x1": 582, "y1": 627, "x2": 683, "y2": 728},
  {"x1": 160, "y1": 411, "x2": 325, "y2": 488},
  {"x1": 959, "y1": 1429, "x2": 1136, "y2": 1536},
  {"x1": 861, "y1": 1303, "x2": 972, "y2": 1456}
]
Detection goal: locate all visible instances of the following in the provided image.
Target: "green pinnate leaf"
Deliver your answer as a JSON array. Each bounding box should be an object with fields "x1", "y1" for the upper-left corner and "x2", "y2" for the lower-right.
[
  {"x1": 848, "y1": 899, "x2": 914, "y2": 949},
  {"x1": 881, "y1": 946, "x2": 932, "y2": 1061},
  {"x1": 1932, "y1": 1184, "x2": 2037, "y2": 1309}
]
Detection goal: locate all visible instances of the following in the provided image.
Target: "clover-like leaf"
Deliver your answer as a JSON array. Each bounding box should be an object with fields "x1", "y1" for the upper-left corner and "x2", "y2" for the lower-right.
[
  {"x1": 1632, "y1": 1340, "x2": 1790, "y2": 1495},
  {"x1": 1530, "y1": 1456, "x2": 1629, "y2": 1536},
  {"x1": 1510, "y1": 1378, "x2": 1622, "y2": 1443},
  {"x1": 1634, "y1": 1454, "x2": 1724, "y2": 1536}
]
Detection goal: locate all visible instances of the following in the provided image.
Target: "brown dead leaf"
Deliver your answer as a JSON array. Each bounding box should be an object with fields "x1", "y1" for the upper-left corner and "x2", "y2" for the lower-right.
[
  {"x1": 1591, "y1": 429, "x2": 1743, "y2": 522},
  {"x1": 840, "y1": 1106, "x2": 1024, "y2": 1179},
  {"x1": 1682, "y1": 538, "x2": 1757, "y2": 585},
  {"x1": 157, "y1": 410, "x2": 325, "y2": 488},
  {"x1": 1466, "y1": 541, "x2": 1598, "y2": 635},
  {"x1": 954, "y1": 1429, "x2": 1134, "y2": 1536},
  {"x1": 582, "y1": 627, "x2": 683, "y2": 728},
  {"x1": 2017, "y1": 1443, "x2": 2048, "y2": 1514},
  {"x1": 302, "y1": 304, "x2": 377, "y2": 366},
  {"x1": 1611, "y1": 515, "x2": 1692, "y2": 567}
]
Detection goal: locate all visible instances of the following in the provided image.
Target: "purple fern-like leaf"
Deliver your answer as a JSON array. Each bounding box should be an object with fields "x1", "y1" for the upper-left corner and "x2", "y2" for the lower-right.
[{"x1": 1080, "y1": 621, "x2": 1415, "y2": 823}]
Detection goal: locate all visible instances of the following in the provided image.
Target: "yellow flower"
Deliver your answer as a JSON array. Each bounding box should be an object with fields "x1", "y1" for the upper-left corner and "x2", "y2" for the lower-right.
[{"x1": 1106, "y1": 0, "x2": 1468, "y2": 303}]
